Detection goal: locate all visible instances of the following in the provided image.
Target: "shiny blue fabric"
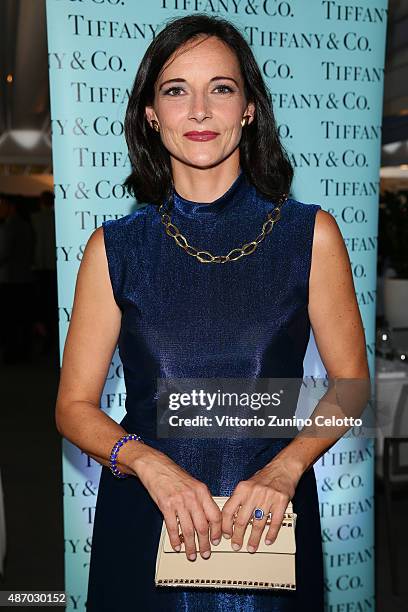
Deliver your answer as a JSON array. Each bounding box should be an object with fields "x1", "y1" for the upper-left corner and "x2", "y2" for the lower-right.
[{"x1": 87, "y1": 170, "x2": 324, "y2": 611}]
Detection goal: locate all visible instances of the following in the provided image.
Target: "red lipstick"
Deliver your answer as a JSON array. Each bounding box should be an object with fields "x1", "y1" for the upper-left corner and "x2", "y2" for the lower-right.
[{"x1": 184, "y1": 131, "x2": 219, "y2": 141}]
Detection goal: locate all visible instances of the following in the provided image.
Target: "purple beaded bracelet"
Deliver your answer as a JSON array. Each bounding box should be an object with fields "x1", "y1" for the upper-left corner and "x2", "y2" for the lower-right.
[{"x1": 109, "y1": 433, "x2": 143, "y2": 479}]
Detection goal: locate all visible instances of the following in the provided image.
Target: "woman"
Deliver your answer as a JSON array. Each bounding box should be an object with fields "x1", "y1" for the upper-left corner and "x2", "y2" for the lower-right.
[{"x1": 55, "y1": 14, "x2": 370, "y2": 611}]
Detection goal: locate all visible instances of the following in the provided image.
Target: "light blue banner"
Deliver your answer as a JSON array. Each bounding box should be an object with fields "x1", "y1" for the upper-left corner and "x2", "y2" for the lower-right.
[{"x1": 46, "y1": 1, "x2": 387, "y2": 609}]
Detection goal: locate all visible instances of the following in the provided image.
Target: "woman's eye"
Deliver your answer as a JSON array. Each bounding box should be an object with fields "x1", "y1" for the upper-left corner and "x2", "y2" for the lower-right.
[
  {"x1": 214, "y1": 85, "x2": 234, "y2": 94},
  {"x1": 163, "y1": 85, "x2": 234, "y2": 96},
  {"x1": 164, "y1": 87, "x2": 184, "y2": 96}
]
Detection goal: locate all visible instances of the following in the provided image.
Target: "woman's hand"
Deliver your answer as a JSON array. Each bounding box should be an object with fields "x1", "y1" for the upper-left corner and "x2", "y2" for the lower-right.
[
  {"x1": 133, "y1": 446, "x2": 222, "y2": 561},
  {"x1": 221, "y1": 457, "x2": 304, "y2": 553}
]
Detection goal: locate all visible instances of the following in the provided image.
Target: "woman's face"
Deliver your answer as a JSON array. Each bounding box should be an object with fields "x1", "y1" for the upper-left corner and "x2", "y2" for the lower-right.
[{"x1": 145, "y1": 36, "x2": 255, "y2": 170}]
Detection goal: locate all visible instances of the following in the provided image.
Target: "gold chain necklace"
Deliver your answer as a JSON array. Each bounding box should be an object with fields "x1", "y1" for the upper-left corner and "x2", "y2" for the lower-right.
[{"x1": 157, "y1": 192, "x2": 288, "y2": 264}]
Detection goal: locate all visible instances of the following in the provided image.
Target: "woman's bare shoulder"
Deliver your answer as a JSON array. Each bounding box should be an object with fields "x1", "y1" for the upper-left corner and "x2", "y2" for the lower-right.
[{"x1": 313, "y1": 208, "x2": 345, "y2": 251}]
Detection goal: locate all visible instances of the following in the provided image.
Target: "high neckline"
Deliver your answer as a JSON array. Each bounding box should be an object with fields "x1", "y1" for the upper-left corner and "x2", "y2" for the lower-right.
[{"x1": 170, "y1": 169, "x2": 246, "y2": 216}]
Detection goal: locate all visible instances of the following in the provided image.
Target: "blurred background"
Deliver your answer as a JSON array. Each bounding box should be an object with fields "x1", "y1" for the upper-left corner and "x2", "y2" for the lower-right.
[{"x1": 0, "y1": 0, "x2": 407, "y2": 610}]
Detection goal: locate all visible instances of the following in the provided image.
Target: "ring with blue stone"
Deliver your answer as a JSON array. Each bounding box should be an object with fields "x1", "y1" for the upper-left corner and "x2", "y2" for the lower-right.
[{"x1": 253, "y1": 507, "x2": 265, "y2": 520}]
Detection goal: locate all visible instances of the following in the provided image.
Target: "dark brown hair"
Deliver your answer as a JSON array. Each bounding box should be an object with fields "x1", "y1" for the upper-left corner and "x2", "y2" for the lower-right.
[{"x1": 123, "y1": 14, "x2": 294, "y2": 206}]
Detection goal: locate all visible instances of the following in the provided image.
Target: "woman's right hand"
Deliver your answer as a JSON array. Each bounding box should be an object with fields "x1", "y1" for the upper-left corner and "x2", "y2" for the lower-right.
[{"x1": 133, "y1": 445, "x2": 222, "y2": 561}]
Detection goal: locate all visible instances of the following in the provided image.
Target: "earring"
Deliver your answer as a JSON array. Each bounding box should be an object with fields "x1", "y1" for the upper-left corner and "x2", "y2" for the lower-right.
[
  {"x1": 151, "y1": 119, "x2": 160, "y2": 132},
  {"x1": 241, "y1": 115, "x2": 251, "y2": 127}
]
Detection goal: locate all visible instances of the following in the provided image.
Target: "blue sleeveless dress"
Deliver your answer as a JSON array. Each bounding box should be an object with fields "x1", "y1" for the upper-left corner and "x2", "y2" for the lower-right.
[{"x1": 86, "y1": 170, "x2": 325, "y2": 611}]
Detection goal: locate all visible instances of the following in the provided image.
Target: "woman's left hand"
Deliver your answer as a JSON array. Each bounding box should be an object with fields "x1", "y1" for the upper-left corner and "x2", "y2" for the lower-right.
[{"x1": 221, "y1": 457, "x2": 304, "y2": 553}]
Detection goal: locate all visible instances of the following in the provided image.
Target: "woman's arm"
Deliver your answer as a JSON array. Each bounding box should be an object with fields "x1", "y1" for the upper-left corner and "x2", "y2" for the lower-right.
[
  {"x1": 55, "y1": 227, "x2": 223, "y2": 560},
  {"x1": 272, "y1": 208, "x2": 370, "y2": 475},
  {"x1": 221, "y1": 209, "x2": 371, "y2": 550},
  {"x1": 55, "y1": 226, "x2": 149, "y2": 476}
]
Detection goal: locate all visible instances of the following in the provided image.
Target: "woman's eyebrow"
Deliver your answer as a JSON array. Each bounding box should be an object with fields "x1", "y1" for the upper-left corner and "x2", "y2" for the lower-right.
[{"x1": 158, "y1": 76, "x2": 239, "y2": 90}]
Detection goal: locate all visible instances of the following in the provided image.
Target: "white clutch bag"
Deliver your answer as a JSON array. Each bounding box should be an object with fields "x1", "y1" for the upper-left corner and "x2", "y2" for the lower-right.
[{"x1": 155, "y1": 496, "x2": 297, "y2": 590}]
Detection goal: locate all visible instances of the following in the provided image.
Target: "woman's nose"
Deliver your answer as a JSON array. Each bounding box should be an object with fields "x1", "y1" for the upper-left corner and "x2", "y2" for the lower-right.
[{"x1": 188, "y1": 94, "x2": 212, "y2": 121}]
